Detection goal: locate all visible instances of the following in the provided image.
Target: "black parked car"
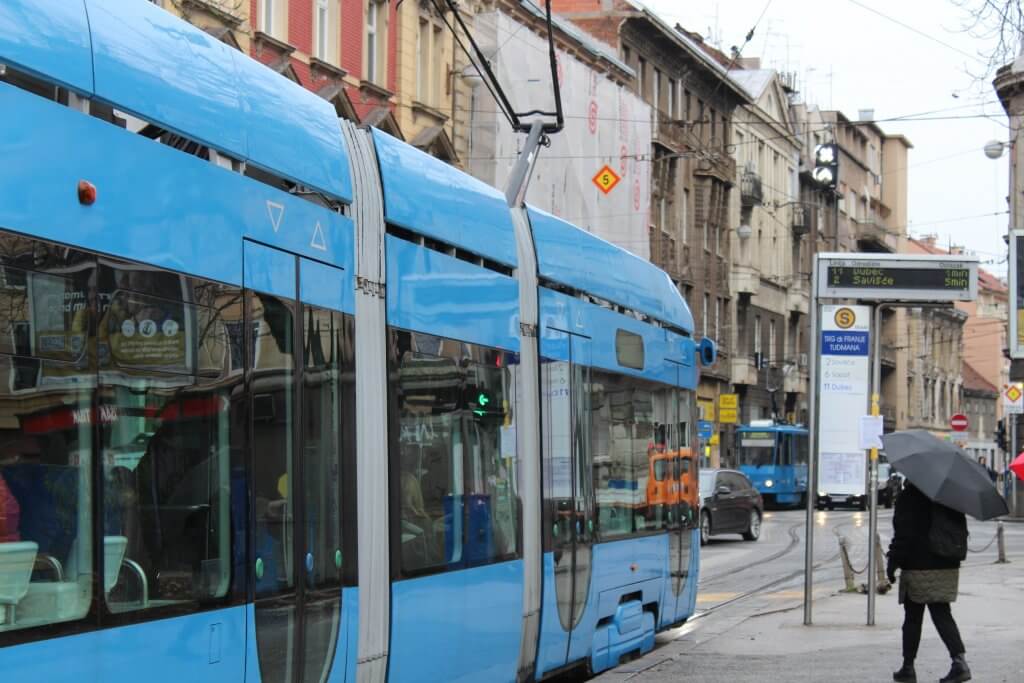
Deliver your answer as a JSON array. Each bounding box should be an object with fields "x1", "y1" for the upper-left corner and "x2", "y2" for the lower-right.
[{"x1": 699, "y1": 468, "x2": 764, "y2": 545}]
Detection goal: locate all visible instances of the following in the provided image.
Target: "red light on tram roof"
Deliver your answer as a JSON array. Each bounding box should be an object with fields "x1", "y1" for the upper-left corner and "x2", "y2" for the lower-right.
[{"x1": 77, "y1": 180, "x2": 97, "y2": 205}]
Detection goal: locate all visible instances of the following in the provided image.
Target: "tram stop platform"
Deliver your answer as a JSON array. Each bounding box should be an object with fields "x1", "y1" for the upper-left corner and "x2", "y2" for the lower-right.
[{"x1": 593, "y1": 550, "x2": 1024, "y2": 682}]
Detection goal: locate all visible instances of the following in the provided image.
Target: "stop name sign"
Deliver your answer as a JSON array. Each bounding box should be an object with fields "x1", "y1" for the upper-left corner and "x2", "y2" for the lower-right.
[{"x1": 950, "y1": 413, "x2": 968, "y2": 432}]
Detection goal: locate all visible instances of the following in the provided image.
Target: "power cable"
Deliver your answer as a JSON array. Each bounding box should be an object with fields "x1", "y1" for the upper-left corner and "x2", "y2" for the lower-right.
[{"x1": 843, "y1": 0, "x2": 983, "y2": 63}]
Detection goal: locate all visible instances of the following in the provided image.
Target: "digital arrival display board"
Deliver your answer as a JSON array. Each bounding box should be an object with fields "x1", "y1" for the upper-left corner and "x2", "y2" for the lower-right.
[{"x1": 817, "y1": 254, "x2": 978, "y2": 302}]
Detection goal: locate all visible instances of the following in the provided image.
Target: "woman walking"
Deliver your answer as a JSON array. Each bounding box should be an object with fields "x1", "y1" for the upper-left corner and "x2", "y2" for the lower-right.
[{"x1": 887, "y1": 482, "x2": 970, "y2": 683}]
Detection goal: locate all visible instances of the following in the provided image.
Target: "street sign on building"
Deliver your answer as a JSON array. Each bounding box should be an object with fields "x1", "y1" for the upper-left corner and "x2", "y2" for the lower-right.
[
  {"x1": 697, "y1": 420, "x2": 713, "y2": 441},
  {"x1": 591, "y1": 164, "x2": 621, "y2": 195},
  {"x1": 950, "y1": 413, "x2": 969, "y2": 432},
  {"x1": 1004, "y1": 383, "x2": 1024, "y2": 414},
  {"x1": 718, "y1": 393, "x2": 738, "y2": 424},
  {"x1": 817, "y1": 253, "x2": 978, "y2": 302}
]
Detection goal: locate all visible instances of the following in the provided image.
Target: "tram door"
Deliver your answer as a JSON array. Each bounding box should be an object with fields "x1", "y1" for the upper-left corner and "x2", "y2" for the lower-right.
[
  {"x1": 245, "y1": 242, "x2": 350, "y2": 683},
  {"x1": 542, "y1": 329, "x2": 594, "y2": 669},
  {"x1": 665, "y1": 361, "x2": 695, "y2": 626}
]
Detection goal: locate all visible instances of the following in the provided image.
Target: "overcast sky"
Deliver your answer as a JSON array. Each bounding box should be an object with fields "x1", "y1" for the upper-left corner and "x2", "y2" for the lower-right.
[{"x1": 643, "y1": 0, "x2": 1012, "y2": 275}]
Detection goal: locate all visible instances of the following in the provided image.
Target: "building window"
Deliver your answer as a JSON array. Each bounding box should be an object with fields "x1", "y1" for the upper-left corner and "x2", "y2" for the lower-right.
[
  {"x1": 637, "y1": 57, "x2": 646, "y2": 98},
  {"x1": 703, "y1": 217, "x2": 710, "y2": 252},
  {"x1": 681, "y1": 188, "x2": 689, "y2": 243},
  {"x1": 262, "y1": 0, "x2": 275, "y2": 35},
  {"x1": 769, "y1": 319, "x2": 776, "y2": 362},
  {"x1": 653, "y1": 68, "x2": 661, "y2": 112},
  {"x1": 668, "y1": 78, "x2": 676, "y2": 119},
  {"x1": 684, "y1": 90, "x2": 691, "y2": 123},
  {"x1": 697, "y1": 99, "x2": 705, "y2": 142},
  {"x1": 366, "y1": 1, "x2": 383, "y2": 84},
  {"x1": 715, "y1": 298, "x2": 721, "y2": 340},
  {"x1": 702, "y1": 294, "x2": 709, "y2": 338},
  {"x1": 416, "y1": 19, "x2": 429, "y2": 101},
  {"x1": 316, "y1": 0, "x2": 329, "y2": 61},
  {"x1": 754, "y1": 315, "x2": 762, "y2": 355}
]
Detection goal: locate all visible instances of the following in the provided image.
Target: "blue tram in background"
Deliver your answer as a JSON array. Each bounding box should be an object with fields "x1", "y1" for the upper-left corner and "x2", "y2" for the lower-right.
[
  {"x1": 0, "y1": 2, "x2": 713, "y2": 681},
  {"x1": 735, "y1": 422, "x2": 809, "y2": 507}
]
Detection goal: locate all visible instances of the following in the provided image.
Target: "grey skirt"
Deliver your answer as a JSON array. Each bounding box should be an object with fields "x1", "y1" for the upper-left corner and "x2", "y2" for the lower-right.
[{"x1": 899, "y1": 568, "x2": 959, "y2": 604}]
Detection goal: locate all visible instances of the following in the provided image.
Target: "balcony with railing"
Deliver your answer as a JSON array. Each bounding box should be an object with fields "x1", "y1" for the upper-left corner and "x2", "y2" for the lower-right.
[
  {"x1": 731, "y1": 353, "x2": 758, "y2": 386},
  {"x1": 880, "y1": 341, "x2": 897, "y2": 368},
  {"x1": 740, "y1": 169, "x2": 763, "y2": 207}
]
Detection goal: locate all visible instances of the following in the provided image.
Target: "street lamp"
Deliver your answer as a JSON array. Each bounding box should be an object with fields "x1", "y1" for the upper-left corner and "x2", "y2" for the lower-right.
[{"x1": 984, "y1": 139, "x2": 1006, "y2": 160}]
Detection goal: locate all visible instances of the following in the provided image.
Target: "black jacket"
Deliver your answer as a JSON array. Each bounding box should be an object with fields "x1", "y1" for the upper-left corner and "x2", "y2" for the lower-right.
[{"x1": 888, "y1": 483, "x2": 960, "y2": 571}]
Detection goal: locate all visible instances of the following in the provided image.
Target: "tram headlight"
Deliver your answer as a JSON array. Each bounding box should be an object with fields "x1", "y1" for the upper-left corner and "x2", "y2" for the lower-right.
[{"x1": 764, "y1": 479, "x2": 774, "y2": 488}]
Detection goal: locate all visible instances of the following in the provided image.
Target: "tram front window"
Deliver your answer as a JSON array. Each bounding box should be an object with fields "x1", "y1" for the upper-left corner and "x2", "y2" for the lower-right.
[{"x1": 737, "y1": 432, "x2": 775, "y2": 467}]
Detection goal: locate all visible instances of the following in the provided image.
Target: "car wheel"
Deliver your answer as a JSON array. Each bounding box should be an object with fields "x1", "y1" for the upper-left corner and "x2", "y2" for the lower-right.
[
  {"x1": 700, "y1": 510, "x2": 711, "y2": 545},
  {"x1": 742, "y1": 509, "x2": 761, "y2": 541}
]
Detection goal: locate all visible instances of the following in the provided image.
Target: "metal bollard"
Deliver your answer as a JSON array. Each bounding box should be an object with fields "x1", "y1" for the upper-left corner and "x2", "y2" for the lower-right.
[
  {"x1": 996, "y1": 522, "x2": 1009, "y2": 564},
  {"x1": 875, "y1": 533, "x2": 892, "y2": 593},
  {"x1": 839, "y1": 536, "x2": 857, "y2": 592}
]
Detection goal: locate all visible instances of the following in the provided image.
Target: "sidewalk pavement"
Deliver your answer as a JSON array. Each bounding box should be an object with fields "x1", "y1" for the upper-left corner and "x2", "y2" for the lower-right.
[{"x1": 595, "y1": 558, "x2": 1024, "y2": 682}]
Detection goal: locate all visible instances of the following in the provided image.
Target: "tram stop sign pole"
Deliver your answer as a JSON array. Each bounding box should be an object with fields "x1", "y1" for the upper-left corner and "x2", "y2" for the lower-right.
[{"x1": 804, "y1": 253, "x2": 978, "y2": 627}]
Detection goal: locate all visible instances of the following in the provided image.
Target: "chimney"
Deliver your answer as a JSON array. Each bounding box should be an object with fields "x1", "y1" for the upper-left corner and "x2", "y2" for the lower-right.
[
  {"x1": 858, "y1": 108, "x2": 875, "y2": 122},
  {"x1": 921, "y1": 234, "x2": 938, "y2": 247},
  {"x1": 737, "y1": 57, "x2": 761, "y2": 70}
]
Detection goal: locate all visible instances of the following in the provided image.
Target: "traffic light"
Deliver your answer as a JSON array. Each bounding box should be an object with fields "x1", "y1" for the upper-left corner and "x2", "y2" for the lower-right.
[
  {"x1": 995, "y1": 418, "x2": 1007, "y2": 451},
  {"x1": 812, "y1": 143, "x2": 839, "y2": 190}
]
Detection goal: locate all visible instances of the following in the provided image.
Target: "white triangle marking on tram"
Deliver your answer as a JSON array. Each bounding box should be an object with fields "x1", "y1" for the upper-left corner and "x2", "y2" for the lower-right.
[
  {"x1": 266, "y1": 200, "x2": 285, "y2": 233},
  {"x1": 311, "y1": 222, "x2": 327, "y2": 251}
]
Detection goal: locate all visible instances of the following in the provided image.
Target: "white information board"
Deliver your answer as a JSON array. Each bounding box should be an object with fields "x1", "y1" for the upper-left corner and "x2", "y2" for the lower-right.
[{"x1": 818, "y1": 305, "x2": 871, "y2": 498}]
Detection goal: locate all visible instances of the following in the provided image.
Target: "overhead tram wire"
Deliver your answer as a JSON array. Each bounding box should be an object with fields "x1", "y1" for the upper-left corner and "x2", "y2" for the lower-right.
[
  {"x1": 430, "y1": 0, "x2": 515, "y2": 130},
  {"x1": 438, "y1": 0, "x2": 564, "y2": 134},
  {"x1": 843, "y1": 0, "x2": 983, "y2": 64}
]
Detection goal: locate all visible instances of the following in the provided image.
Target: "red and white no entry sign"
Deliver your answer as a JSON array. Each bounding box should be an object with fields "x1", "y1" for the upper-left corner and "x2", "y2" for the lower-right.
[{"x1": 950, "y1": 413, "x2": 969, "y2": 432}]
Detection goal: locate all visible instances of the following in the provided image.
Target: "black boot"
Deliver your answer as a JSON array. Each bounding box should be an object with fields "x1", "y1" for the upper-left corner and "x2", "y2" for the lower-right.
[
  {"x1": 939, "y1": 654, "x2": 971, "y2": 683},
  {"x1": 892, "y1": 659, "x2": 916, "y2": 682}
]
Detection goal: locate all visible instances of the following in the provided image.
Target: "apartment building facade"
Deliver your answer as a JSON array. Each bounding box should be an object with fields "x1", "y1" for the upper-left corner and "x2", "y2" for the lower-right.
[
  {"x1": 549, "y1": 0, "x2": 750, "y2": 464},
  {"x1": 728, "y1": 64, "x2": 807, "y2": 426}
]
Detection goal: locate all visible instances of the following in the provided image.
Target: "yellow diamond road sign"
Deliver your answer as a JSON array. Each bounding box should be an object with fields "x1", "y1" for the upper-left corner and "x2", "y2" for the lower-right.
[
  {"x1": 592, "y1": 164, "x2": 621, "y2": 194},
  {"x1": 1005, "y1": 384, "x2": 1023, "y2": 414}
]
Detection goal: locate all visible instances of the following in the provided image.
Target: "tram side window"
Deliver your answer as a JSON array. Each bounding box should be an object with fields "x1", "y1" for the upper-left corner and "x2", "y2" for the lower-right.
[
  {"x1": 779, "y1": 434, "x2": 793, "y2": 466},
  {"x1": 0, "y1": 235, "x2": 96, "y2": 633},
  {"x1": 795, "y1": 434, "x2": 809, "y2": 466},
  {"x1": 591, "y1": 371, "x2": 656, "y2": 538},
  {"x1": 390, "y1": 330, "x2": 518, "y2": 577},
  {"x1": 98, "y1": 264, "x2": 241, "y2": 614}
]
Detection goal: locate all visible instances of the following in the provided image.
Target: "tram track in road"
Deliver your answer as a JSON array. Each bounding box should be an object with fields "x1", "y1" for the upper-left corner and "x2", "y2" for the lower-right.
[
  {"x1": 694, "y1": 510, "x2": 885, "y2": 617},
  {"x1": 697, "y1": 519, "x2": 804, "y2": 589},
  {"x1": 691, "y1": 544, "x2": 844, "y2": 620}
]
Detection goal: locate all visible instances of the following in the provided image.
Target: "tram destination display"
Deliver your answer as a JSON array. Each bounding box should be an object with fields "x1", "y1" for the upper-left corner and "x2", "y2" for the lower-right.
[{"x1": 817, "y1": 254, "x2": 978, "y2": 302}]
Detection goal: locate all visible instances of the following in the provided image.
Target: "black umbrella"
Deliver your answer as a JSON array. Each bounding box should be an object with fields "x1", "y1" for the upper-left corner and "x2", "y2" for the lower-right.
[{"x1": 880, "y1": 429, "x2": 1008, "y2": 520}]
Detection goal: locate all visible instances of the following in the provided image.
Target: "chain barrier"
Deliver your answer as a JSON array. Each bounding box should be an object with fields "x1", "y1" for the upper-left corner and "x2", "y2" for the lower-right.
[{"x1": 967, "y1": 529, "x2": 999, "y2": 554}]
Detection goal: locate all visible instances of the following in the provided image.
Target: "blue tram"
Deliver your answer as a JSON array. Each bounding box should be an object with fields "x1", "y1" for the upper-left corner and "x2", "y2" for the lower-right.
[
  {"x1": 0, "y1": 2, "x2": 711, "y2": 681},
  {"x1": 735, "y1": 422, "x2": 809, "y2": 507}
]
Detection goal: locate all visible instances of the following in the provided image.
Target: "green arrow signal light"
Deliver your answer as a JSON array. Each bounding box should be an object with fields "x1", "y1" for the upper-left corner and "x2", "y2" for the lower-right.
[{"x1": 473, "y1": 392, "x2": 491, "y2": 417}]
